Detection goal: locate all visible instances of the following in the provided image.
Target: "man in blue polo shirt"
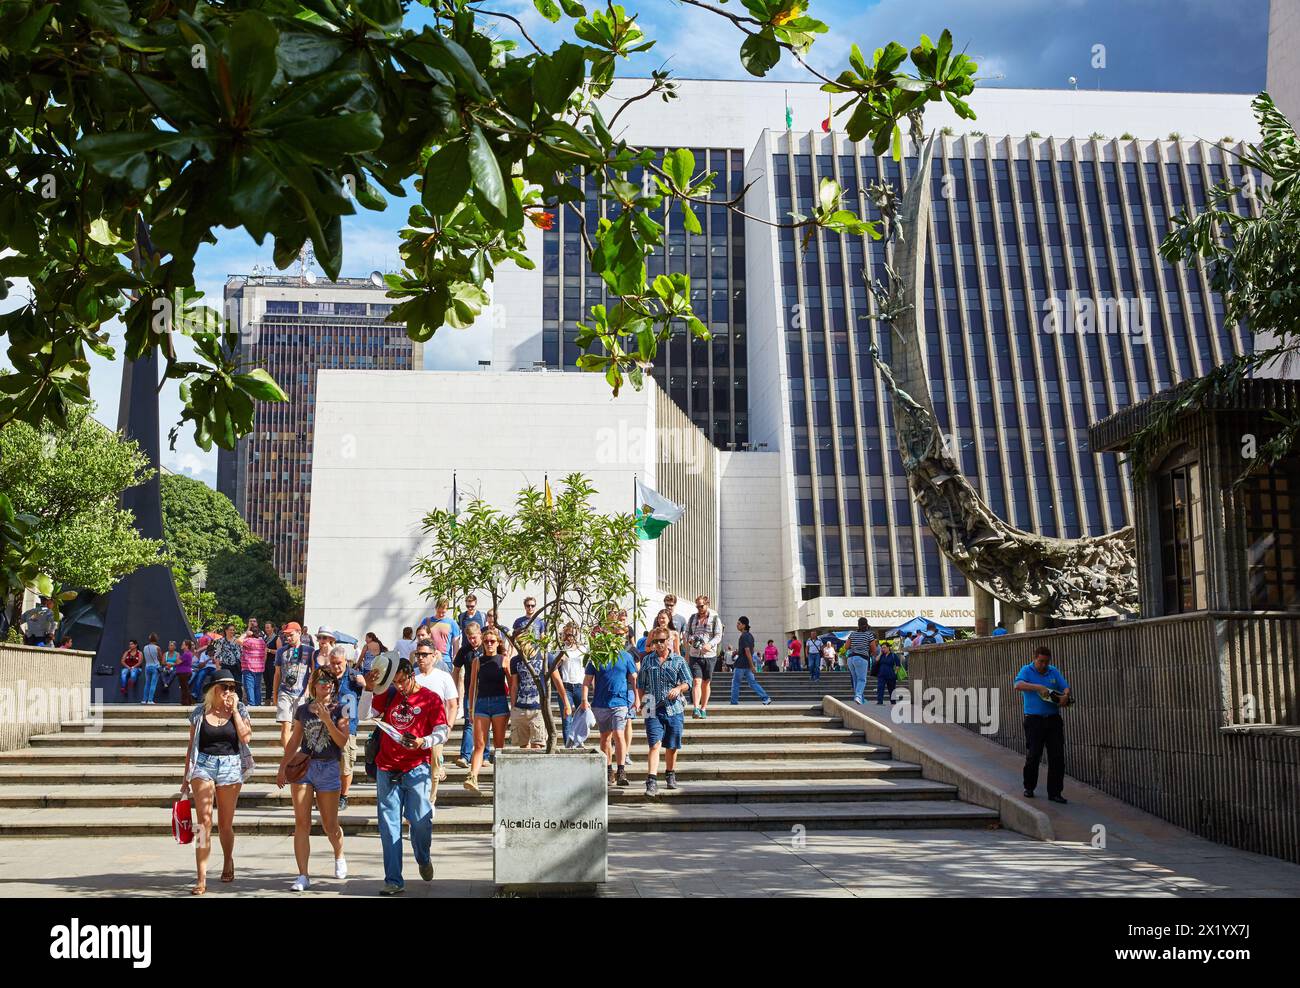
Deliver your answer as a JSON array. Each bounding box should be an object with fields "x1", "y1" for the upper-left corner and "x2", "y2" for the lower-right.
[{"x1": 1013, "y1": 645, "x2": 1071, "y2": 804}]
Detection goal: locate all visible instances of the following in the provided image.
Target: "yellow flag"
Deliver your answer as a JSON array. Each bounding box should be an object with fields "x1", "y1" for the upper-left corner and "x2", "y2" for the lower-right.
[{"x1": 545, "y1": 477, "x2": 553, "y2": 508}]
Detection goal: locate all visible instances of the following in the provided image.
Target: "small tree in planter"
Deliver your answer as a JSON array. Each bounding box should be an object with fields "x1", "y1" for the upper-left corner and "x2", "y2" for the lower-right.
[{"x1": 412, "y1": 474, "x2": 640, "y2": 753}]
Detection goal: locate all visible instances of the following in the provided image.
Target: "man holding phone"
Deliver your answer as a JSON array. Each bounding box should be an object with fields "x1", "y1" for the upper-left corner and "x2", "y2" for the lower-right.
[{"x1": 1013, "y1": 645, "x2": 1072, "y2": 804}]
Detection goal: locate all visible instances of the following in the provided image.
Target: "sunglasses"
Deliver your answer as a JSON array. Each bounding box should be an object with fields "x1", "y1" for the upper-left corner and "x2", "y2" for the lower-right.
[{"x1": 414, "y1": 651, "x2": 434, "y2": 658}]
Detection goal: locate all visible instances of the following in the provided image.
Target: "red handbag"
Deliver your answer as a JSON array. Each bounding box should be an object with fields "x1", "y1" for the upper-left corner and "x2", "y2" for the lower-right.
[{"x1": 172, "y1": 794, "x2": 194, "y2": 845}]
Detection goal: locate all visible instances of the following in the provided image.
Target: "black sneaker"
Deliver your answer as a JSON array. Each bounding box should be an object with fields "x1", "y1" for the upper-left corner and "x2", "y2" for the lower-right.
[
  {"x1": 1048, "y1": 794, "x2": 1068, "y2": 804},
  {"x1": 615, "y1": 766, "x2": 628, "y2": 787},
  {"x1": 665, "y1": 771, "x2": 678, "y2": 790},
  {"x1": 645, "y1": 776, "x2": 658, "y2": 798},
  {"x1": 1023, "y1": 789, "x2": 1035, "y2": 798}
]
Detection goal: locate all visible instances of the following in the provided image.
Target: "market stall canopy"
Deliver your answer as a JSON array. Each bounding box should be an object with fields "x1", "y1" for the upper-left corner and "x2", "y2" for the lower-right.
[{"x1": 887, "y1": 617, "x2": 954, "y2": 639}]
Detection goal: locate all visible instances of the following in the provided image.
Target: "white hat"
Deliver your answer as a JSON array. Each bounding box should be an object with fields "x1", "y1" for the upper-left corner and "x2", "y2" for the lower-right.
[
  {"x1": 316, "y1": 625, "x2": 336, "y2": 640},
  {"x1": 369, "y1": 649, "x2": 401, "y2": 693}
]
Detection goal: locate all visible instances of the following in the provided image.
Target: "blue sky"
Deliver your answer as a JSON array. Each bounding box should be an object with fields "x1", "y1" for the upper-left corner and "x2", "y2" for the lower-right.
[{"x1": 50, "y1": 0, "x2": 1271, "y2": 486}]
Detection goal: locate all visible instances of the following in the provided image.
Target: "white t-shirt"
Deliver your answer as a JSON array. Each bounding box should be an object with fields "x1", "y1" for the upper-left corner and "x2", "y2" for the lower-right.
[
  {"x1": 396, "y1": 639, "x2": 417, "y2": 660},
  {"x1": 414, "y1": 667, "x2": 458, "y2": 712},
  {"x1": 552, "y1": 647, "x2": 586, "y2": 685}
]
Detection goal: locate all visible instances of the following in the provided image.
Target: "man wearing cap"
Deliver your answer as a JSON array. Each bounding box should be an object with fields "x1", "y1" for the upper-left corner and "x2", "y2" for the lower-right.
[
  {"x1": 365, "y1": 657, "x2": 449, "y2": 895},
  {"x1": 272, "y1": 623, "x2": 313, "y2": 751}
]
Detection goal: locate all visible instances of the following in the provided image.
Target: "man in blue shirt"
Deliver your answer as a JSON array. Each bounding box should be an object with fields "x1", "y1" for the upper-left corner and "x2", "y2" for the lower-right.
[
  {"x1": 458, "y1": 594, "x2": 488, "y2": 635},
  {"x1": 1013, "y1": 645, "x2": 1071, "y2": 803},
  {"x1": 584, "y1": 645, "x2": 639, "y2": 789},
  {"x1": 511, "y1": 596, "x2": 546, "y2": 639}
]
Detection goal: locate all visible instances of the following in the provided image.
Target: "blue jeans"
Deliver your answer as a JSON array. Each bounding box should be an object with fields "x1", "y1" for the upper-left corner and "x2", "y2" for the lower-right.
[
  {"x1": 119, "y1": 666, "x2": 140, "y2": 695},
  {"x1": 847, "y1": 655, "x2": 870, "y2": 703},
  {"x1": 190, "y1": 668, "x2": 211, "y2": 696},
  {"x1": 460, "y1": 694, "x2": 493, "y2": 763},
  {"x1": 789, "y1": 656, "x2": 801, "y2": 672},
  {"x1": 376, "y1": 764, "x2": 433, "y2": 889},
  {"x1": 142, "y1": 666, "x2": 161, "y2": 702},
  {"x1": 555, "y1": 682, "x2": 584, "y2": 747},
  {"x1": 730, "y1": 668, "x2": 770, "y2": 704},
  {"x1": 876, "y1": 675, "x2": 897, "y2": 704},
  {"x1": 241, "y1": 671, "x2": 263, "y2": 706},
  {"x1": 808, "y1": 653, "x2": 821, "y2": 681}
]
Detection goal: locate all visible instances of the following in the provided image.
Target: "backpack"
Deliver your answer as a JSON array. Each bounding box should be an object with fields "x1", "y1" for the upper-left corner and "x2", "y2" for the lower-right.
[{"x1": 364, "y1": 686, "x2": 396, "y2": 780}]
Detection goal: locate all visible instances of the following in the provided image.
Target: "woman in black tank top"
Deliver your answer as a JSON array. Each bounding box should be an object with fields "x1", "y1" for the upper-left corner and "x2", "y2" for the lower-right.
[{"x1": 182, "y1": 671, "x2": 253, "y2": 895}]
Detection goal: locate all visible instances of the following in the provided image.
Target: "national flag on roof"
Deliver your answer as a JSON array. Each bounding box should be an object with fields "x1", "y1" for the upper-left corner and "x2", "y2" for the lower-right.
[{"x1": 634, "y1": 479, "x2": 684, "y2": 540}]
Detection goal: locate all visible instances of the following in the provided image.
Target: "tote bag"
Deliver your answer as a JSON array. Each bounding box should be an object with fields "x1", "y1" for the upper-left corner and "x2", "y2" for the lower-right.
[{"x1": 172, "y1": 795, "x2": 194, "y2": 845}]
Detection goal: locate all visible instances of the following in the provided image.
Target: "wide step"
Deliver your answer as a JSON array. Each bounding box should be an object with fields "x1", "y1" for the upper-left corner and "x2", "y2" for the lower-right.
[
  {"x1": 4, "y1": 677, "x2": 995, "y2": 838},
  {"x1": 0, "y1": 800, "x2": 998, "y2": 837}
]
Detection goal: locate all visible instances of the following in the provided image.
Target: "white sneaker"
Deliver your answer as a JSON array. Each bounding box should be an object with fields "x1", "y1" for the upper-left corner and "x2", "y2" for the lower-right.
[
  {"x1": 291, "y1": 874, "x2": 310, "y2": 892},
  {"x1": 334, "y1": 858, "x2": 347, "y2": 880}
]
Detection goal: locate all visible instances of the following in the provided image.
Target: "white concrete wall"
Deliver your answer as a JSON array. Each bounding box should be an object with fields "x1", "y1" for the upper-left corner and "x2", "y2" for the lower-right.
[
  {"x1": 591, "y1": 78, "x2": 1258, "y2": 150},
  {"x1": 488, "y1": 220, "x2": 545, "y2": 370},
  {"x1": 744, "y1": 130, "x2": 804, "y2": 640},
  {"x1": 1268, "y1": 0, "x2": 1300, "y2": 129},
  {"x1": 718, "y1": 451, "x2": 788, "y2": 654},
  {"x1": 304, "y1": 369, "x2": 666, "y2": 640}
]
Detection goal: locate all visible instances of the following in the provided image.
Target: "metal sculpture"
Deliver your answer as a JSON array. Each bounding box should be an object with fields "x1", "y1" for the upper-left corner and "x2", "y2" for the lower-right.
[{"x1": 866, "y1": 134, "x2": 1138, "y2": 619}]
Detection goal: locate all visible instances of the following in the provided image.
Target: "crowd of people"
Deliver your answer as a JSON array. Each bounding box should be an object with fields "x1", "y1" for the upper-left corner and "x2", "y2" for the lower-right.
[{"x1": 113, "y1": 590, "x2": 960, "y2": 895}]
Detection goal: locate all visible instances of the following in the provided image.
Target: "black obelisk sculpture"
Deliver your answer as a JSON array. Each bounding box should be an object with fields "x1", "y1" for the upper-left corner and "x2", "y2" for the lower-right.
[{"x1": 95, "y1": 349, "x2": 193, "y2": 701}]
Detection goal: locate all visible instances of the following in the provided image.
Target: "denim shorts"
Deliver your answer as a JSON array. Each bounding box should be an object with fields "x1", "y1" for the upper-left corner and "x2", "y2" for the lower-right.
[
  {"x1": 301, "y1": 757, "x2": 341, "y2": 793},
  {"x1": 191, "y1": 752, "x2": 242, "y2": 786},
  {"x1": 475, "y1": 694, "x2": 510, "y2": 719},
  {"x1": 593, "y1": 705, "x2": 629, "y2": 733},
  {"x1": 644, "y1": 711, "x2": 684, "y2": 750}
]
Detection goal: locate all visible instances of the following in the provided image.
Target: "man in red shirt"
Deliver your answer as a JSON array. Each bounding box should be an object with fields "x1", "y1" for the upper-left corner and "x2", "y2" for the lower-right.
[{"x1": 366, "y1": 657, "x2": 448, "y2": 895}]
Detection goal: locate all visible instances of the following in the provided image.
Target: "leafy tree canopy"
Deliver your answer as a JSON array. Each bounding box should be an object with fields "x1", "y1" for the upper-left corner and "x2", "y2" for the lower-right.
[
  {"x1": 206, "y1": 537, "x2": 297, "y2": 625},
  {"x1": 414, "y1": 473, "x2": 639, "y2": 751},
  {"x1": 0, "y1": 402, "x2": 161, "y2": 607},
  {"x1": 0, "y1": 0, "x2": 977, "y2": 600},
  {"x1": 1136, "y1": 92, "x2": 1300, "y2": 473},
  {"x1": 159, "y1": 471, "x2": 249, "y2": 582}
]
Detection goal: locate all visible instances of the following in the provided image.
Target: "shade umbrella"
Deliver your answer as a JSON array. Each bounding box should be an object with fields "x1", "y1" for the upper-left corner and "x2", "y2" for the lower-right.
[{"x1": 886, "y1": 616, "x2": 955, "y2": 639}]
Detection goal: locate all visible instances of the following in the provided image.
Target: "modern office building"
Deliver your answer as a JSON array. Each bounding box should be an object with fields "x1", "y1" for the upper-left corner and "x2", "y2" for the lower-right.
[
  {"x1": 470, "y1": 79, "x2": 1261, "y2": 638},
  {"x1": 216, "y1": 276, "x2": 423, "y2": 587}
]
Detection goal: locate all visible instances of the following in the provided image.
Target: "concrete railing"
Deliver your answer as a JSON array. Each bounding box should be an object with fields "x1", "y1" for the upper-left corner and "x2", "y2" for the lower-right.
[
  {"x1": 909, "y1": 611, "x2": 1300, "y2": 864},
  {"x1": 0, "y1": 644, "x2": 94, "y2": 752}
]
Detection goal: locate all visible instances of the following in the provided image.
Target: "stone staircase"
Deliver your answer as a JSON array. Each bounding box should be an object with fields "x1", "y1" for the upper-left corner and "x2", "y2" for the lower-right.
[{"x1": 0, "y1": 672, "x2": 999, "y2": 835}]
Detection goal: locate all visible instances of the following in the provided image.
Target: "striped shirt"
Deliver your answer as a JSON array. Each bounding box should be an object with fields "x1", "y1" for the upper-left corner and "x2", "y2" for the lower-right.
[
  {"x1": 846, "y1": 630, "x2": 876, "y2": 656},
  {"x1": 637, "y1": 654, "x2": 692, "y2": 717}
]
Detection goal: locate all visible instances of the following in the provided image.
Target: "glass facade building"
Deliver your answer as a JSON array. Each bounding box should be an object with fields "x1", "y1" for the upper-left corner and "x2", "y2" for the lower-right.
[
  {"x1": 761, "y1": 131, "x2": 1259, "y2": 600},
  {"x1": 541, "y1": 148, "x2": 751, "y2": 447},
  {"x1": 216, "y1": 277, "x2": 422, "y2": 587}
]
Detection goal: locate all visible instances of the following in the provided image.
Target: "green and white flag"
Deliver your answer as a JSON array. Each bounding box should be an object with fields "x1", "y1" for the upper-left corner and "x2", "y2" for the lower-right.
[{"x1": 634, "y1": 478, "x2": 684, "y2": 540}]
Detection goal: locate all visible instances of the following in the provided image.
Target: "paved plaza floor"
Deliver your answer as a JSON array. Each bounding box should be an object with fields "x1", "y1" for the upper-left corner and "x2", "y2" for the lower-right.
[{"x1": 4, "y1": 826, "x2": 1300, "y2": 897}]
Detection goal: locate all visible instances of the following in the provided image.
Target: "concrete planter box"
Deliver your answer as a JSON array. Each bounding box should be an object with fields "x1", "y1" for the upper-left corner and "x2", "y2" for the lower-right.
[{"x1": 492, "y1": 749, "x2": 607, "y2": 892}]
